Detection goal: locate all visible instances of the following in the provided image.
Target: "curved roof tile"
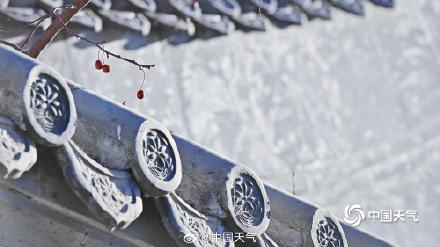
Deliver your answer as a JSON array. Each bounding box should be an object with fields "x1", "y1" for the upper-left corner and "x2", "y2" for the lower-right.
[{"x1": 0, "y1": 0, "x2": 394, "y2": 40}]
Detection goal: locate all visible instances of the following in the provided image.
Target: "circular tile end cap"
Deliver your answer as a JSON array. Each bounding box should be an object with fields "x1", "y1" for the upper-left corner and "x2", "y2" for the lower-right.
[
  {"x1": 224, "y1": 166, "x2": 271, "y2": 235},
  {"x1": 23, "y1": 65, "x2": 77, "y2": 146},
  {"x1": 311, "y1": 209, "x2": 348, "y2": 247},
  {"x1": 134, "y1": 119, "x2": 182, "y2": 197}
]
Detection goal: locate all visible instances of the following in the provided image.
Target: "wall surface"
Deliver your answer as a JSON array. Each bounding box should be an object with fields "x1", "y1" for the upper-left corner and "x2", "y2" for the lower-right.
[
  {"x1": 0, "y1": 152, "x2": 177, "y2": 247},
  {"x1": 16, "y1": 0, "x2": 439, "y2": 245}
]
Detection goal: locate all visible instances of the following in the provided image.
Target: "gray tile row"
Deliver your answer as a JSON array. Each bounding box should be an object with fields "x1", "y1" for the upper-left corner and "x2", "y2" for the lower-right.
[{"x1": 0, "y1": 0, "x2": 394, "y2": 39}]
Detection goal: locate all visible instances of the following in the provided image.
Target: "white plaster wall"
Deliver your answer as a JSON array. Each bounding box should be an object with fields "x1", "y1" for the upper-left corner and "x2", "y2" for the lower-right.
[{"x1": 32, "y1": 1, "x2": 440, "y2": 245}]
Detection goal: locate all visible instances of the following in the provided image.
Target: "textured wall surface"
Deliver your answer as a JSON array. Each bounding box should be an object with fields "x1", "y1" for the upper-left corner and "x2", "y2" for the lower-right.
[{"x1": 22, "y1": 0, "x2": 440, "y2": 245}]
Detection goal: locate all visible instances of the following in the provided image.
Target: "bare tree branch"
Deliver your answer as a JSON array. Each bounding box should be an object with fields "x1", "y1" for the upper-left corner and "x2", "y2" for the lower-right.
[
  {"x1": 1, "y1": 1, "x2": 154, "y2": 70},
  {"x1": 19, "y1": 14, "x2": 51, "y2": 51},
  {"x1": 27, "y1": 0, "x2": 91, "y2": 58},
  {"x1": 52, "y1": 11, "x2": 155, "y2": 70},
  {"x1": 0, "y1": 14, "x2": 50, "y2": 52}
]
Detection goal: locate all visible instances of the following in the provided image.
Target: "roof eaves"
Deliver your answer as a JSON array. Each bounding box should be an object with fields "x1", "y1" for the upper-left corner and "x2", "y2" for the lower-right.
[
  {"x1": 0, "y1": 43, "x2": 395, "y2": 247},
  {"x1": 0, "y1": 0, "x2": 395, "y2": 41}
]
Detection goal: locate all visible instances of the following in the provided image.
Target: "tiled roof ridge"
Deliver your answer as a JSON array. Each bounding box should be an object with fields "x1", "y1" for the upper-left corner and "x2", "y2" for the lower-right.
[
  {"x1": 0, "y1": 0, "x2": 394, "y2": 42},
  {"x1": 0, "y1": 44, "x2": 394, "y2": 246}
]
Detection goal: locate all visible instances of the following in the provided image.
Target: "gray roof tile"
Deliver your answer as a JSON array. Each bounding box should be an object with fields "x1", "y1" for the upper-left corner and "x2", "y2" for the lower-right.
[{"x1": 0, "y1": 0, "x2": 394, "y2": 40}]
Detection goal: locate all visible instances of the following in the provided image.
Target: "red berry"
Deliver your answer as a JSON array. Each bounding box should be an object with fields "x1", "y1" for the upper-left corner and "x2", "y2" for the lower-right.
[
  {"x1": 137, "y1": 90, "x2": 144, "y2": 99},
  {"x1": 102, "y1": 64, "x2": 110, "y2": 73},
  {"x1": 95, "y1": 59, "x2": 103, "y2": 70}
]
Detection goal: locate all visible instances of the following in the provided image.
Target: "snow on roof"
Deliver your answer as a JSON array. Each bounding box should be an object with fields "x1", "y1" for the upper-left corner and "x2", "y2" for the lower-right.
[{"x1": 0, "y1": 41, "x2": 395, "y2": 246}]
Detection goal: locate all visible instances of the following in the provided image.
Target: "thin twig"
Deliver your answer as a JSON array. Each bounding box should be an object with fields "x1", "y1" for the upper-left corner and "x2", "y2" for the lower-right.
[
  {"x1": 139, "y1": 68, "x2": 146, "y2": 89},
  {"x1": 52, "y1": 10, "x2": 155, "y2": 70},
  {"x1": 0, "y1": 14, "x2": 50, "y2": 33},
  {"x1": 0, "y1": 40, "x2": 20, "y2": 50},
  {"x1": 258, "y1": 0, "x2": 263, "y2": 16}
]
